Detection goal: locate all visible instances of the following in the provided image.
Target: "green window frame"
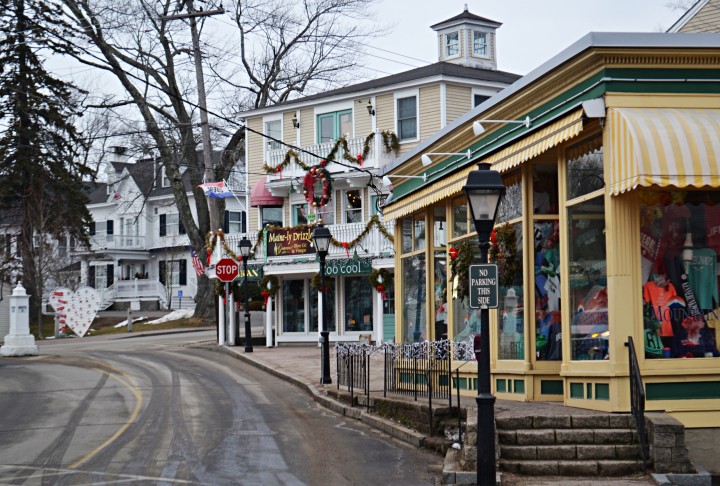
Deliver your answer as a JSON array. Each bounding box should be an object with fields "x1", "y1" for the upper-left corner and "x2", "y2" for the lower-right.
[{"x1": 317, "y1": 110, "x2": 352, "y2": 143}]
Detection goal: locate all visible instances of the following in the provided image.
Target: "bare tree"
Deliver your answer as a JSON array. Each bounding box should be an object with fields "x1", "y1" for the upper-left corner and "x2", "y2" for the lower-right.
[{"x1": 60, "y1": 0, "x2": 381, "y2": 318}]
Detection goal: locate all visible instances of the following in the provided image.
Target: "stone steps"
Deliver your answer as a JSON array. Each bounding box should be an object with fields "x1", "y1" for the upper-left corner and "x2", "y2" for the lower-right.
[{"x1": 494, "y1": 413, "x2": 644, "y2": 476}]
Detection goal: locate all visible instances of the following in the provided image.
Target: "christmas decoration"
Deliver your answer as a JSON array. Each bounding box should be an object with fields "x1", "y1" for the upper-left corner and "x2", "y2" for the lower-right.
[
  {"x1": 449, "y1": 247, "x2": 459, "y2": 260},
  {"x1": 450, "y1": 240, "x2": 475, "y2": 302},
  {"x1": 259, "y1": 274, "x2": 279, "y2": 301},
  {"x1": 310, "y1": 272, "x2": 332, "y2": 292},
  {"x1": 330, "y1": 214, "x2": 394, "y2": 249},
  {"x1": 303, "y1": 165, "x2": 333, "y2": 207},
  {"x1": 369, "y1": 268, "x2": 393, "y2": 300},
  {"x1": 489, "y1": 223, "x2": 519, "y2": 287}
]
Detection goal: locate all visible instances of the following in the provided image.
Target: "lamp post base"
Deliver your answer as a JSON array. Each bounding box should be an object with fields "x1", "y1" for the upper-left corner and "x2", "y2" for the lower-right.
[
  {"x1": 244, "y1": 312, "x2": 253, "y2": 353},
  {"x1": 320, "y1": 330, "x2": 331, "y2": 384},
  {"x1": 476, "y1": 392, "x2": 496, "y2": 486}
]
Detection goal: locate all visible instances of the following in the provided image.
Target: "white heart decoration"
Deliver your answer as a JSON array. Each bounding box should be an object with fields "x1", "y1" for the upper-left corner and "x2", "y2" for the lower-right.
[
  {"x1": 63, "y1": 286, "x2": 101, "y2": 338},
  {"x1": 49, "y1": 287, "x2": 73, "y2": 330}
]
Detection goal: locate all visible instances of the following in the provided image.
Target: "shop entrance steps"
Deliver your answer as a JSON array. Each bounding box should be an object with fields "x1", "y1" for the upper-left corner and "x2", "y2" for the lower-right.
[{"x1": 495, "y1": 413, "x2": 644, "y2": 476}]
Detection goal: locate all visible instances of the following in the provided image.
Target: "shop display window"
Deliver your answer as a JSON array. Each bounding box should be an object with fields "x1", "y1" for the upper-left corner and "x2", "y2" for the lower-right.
[
  {"x1": 433, "y1": 206, "x2": 446, "y2": 247},
  {"x1": 453, "y1": 240, "x2": 479, "y2": 344},
  {"x1": 345, "y1": 276, "x2": 373, "y2": 332},
  {"x1": 282, "y1": 279, "x2": 306, "y2": 332},
  {"x1": 403, "y1": 254, "x2": 427, "y2": 342},
  {"x1": 640, "y1": 190, "x2": 720, "y2": 359},
  {"x1": 414, "y1": 213, "x2": 426, "y2": 251},
  {"x1": 452, "y1": 197, "x2": 468, "y2": 238},
  {"x1": 567, "y1": 142, "x2": 604, "y2": 199},
  {"x1": 493, "y1": 222, "x2": 525, "y2": 360},
  {"x1": 568, "y1": 198, "x2": 608, "y2": 360},
  {"x1": 497, "y1": 170, "x2": 522, "y2": 223},
  {"x1": 310, "y1": 279, "x2": 336, "y2": 333},
  {"x1": 534, "y1": 220, "x2": 562, "y2": 360},
  {"x1": 401, "y1": 217, "x2": 412, "y2": 253},
  {"x1": 533, "y1": 165, "x2": 559, "y2": 215},
  {"x1": 434, "y1": 251, "x2": 448, "y2": 340}
]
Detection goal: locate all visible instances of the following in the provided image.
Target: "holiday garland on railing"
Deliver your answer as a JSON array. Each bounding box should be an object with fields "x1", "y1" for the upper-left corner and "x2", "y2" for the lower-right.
[
  {"x1": 204, "y1": 228, "x2": 264, "y2": 265},
  {"x1": 489, "y1": 223, "x2": 519, "y2": 287},
  {"x1": 330, "y1": 215, "x2": 394, "y2": 256},
  {"x1": 369, "y1": 268, "x2": 393, "y2": 300},
  {"x1": 262, "y1": 130, "x2": 399, "y2": 175}
]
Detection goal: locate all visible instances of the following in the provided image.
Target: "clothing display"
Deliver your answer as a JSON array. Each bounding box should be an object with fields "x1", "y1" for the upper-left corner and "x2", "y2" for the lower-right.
[{"x1": 642, "y1": 279, "x2": 681, "y2": 337}]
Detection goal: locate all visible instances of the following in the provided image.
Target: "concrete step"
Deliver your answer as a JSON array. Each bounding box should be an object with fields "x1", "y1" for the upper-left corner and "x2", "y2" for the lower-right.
[
  {"x1": 495, "y1": 414, "x2": 635, "y2": 430},
  {"x1": 501, "y1": 444, "x2": 643, "y2": 461},
  {"x1": 499, "y1": 428, "x2": 638, "y2": 446},
  {"x1": 500, "y1": 459, "x2": 643, "y2": 476}
]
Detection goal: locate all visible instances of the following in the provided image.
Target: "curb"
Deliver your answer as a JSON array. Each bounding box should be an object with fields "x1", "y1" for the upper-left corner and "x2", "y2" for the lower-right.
[{"x1": 207, "y1": 344, "x2": 429, "y2": 451}]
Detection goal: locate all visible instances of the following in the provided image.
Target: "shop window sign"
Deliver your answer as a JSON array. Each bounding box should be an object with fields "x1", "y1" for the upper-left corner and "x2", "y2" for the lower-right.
[{"x1": 325, "y1": 258, "x2": 372, "y2": 276}]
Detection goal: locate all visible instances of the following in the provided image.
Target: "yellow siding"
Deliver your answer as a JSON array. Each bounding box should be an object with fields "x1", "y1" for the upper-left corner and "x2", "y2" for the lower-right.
[
  {"x1": 419, "y1": 85, "x2": 441, "y2": 141},
  {"x1": 246, "y1": 117, "x2": 264, "y2": 231},
  {"x1": 354, "y1": 98, "x2": 372, "y2": 139},
  {"x1": 446, "y1": 84, "x2": 472, "y2": 124},
  {"x1": 300, "y1": 107, "x2": 314, "y2": 147},
  {"x1": 681, "y1": 0, "x2": 720, "y2": 33},
  {"x1": 375, "y1": 93, "x2": 394, "y2": 133}
]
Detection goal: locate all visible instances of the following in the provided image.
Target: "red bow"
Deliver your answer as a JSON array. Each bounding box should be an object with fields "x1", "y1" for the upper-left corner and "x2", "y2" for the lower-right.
[
  {"x1": 356, "y1": 154, "x2": 363, "y2": 166},
  {"x1": 377, "y1": 285, "x2": 386, "y2": 300},
  {"x1": 449, "y1": 247, "x2": 459, "y2": 260},
  {"x1": 342, "y1": 241, "x2": 350, "y2": 257},
  {"x1": 261, "y1": 291, "x2": 270, "y2": 305}
]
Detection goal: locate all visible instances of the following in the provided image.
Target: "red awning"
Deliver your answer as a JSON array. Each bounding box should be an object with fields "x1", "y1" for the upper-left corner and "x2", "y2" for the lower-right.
[{"x1": 250, "y1": 178, "x2": 283, "y2": 207}]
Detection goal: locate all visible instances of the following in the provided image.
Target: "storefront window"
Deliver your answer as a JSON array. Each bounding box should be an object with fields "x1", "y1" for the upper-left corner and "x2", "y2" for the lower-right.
[
  {"x1": 494, "y1": 222, "x2": 524, "y2": 360},
  {"x1": 639, "y1": 190, "x2": 720, "y2": 359},
  {"x1": 453, "y1": 239, "x2": 480, "y2": 344},
  {"x1": 414, "y1": 213, "x2": 426, "y2": 251},
  {"x1": 345, "y1": 276, "x2": 373, "y2": 332},
  {"x1": 402, "y1": 254, "x2": 426, "y2": 342},
  {"x1": 282, "y1": 279, "x2": 305, "y2": 332},
  {"x1": 433, "y1": 206, "x2": 446, "y2": 247},
  {"x1": 402, "y1": 217, "x2": 412, "y2": 253},
  {"x1": 567, "y1": 140, "x2": 604, "y2": 199},
  {"x1": 452, "y1": 196, "x2": 468, "y2": 238},
  {"x1": 533, "y1": 165, "x2": 559, "y2": 215},
  {"x1": 434, "y1": 251, "x2": 448, "y2": 340},
  {"x1": 568, "y1": 198, "x2": 608, "y2": 360},
  {"x1": 497, "y1": 170, "x2": 522, "y2": 223},
  {"x1": 534, "y1": 220, "x2": 561, "y2": 360},
  {"x1": 310, "y1": 279, "x2": 336, "y2": 333}
]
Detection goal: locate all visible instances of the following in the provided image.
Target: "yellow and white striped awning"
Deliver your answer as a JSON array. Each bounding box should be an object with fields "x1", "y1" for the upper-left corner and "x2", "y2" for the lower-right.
[
  {"x1": 609, "y1": 107, "x2": 720, "y2": 195},
  {"x1": 382, "y1": 109, "x2": 585, "y2": 221}
]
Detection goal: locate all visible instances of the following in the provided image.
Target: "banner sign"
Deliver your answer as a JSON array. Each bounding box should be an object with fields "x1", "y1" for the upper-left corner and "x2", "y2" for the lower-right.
[
  {"x1": 239, "y1": 264, "x2": 263, "y2": 281},
  {"x1": 267, "y1": 227, "x2": 314, "y2": 257},
  {"x1": 325, "y1": 258, "x2": 372, "y2": 277}
]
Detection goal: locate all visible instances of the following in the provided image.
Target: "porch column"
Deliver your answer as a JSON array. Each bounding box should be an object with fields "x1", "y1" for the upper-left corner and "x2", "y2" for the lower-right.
[{"x1": 266, "y1": 296, "x2": 273, "y2": 347}]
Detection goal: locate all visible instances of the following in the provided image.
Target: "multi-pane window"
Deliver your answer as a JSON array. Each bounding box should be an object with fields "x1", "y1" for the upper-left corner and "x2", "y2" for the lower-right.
[
  {"x1": 261, "y1": 206, "x2": 283, "y2": 227},
  {"x1": 344, "y1": 189, "x2": 362, "y2": 223},
  {"x1": 159, "y1": 213, "x2": 186, "y2": 237},
  {"x1": 292, "y1": 203, "x2": 309, "y2": 225},
  {"x1": 473, "y1": 31, "x2": 487, "y2": 56},
  {"x1": 446, "y1": 32, "x2": 459, "y2": 57},
  {"x1": 397, "y1": 96, "x2": 417, "y2": 141},
  {"x1": 265, "y1": 119, "x2": 282, "y2": 150},
  {"x1": 317, "y1": 110, "x2": 352, "y2": 143},
  {"x1": 224, "y1": 211, "x2": 246, "y2": 233},
  {"x1": 159, "y1": 259, "x2": 187, "y2": 286}
]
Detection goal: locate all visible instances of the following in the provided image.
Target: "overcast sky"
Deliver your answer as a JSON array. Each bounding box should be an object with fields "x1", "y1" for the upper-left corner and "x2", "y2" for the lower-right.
[{"x1": 365, "y1": 0, "x2": 686, "y2": 77}]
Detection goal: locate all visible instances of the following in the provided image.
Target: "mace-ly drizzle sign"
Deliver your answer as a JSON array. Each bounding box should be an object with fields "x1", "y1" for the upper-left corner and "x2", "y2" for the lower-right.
[
  {"x1": 469, "y1": 264, "x2": 498, "y2": 309},
  {"x1": 267, "y1": 227, "x2": 314, "y2": 257}
]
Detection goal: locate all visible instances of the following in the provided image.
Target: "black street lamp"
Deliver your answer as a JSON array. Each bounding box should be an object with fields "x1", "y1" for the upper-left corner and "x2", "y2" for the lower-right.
[
  {"x1": 463, "y1": 162, "x2": 505, "y2": 486},
  {"x1": 238, "y1": 238, "x2": 253, "y2": 353},
  {"x1": 313, "y1": 224, "x2": 332, "y2": 385}
]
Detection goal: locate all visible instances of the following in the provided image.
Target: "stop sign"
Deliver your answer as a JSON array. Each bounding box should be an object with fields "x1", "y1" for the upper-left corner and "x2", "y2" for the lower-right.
[{"x1": 215, "y1": 258, "x2": 239, "y2": 282}]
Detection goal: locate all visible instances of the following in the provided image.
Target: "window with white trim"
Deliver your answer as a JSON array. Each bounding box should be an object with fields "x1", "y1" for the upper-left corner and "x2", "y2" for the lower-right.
[
  {"x1": 396, "y1": 95, "x2": 418, "y2": 141},
  {"x1": 344, "y1": 189, "x2": 363, "y2": 224},
  {"x1": 159, "y1": 213, "x2": 185, "y2": 237},
  {"x1": 317, "y1": 110, "x2": 352, "y2": 143},
  {"x1": 265, "y1": 119, "x2": 282, "y2": 150},
  {"x1": 445, "y1": 32, "x2": 459, "y2": 57},
  {"x1": 472, "y1": 31, "x2": 488, "y2": 57}
]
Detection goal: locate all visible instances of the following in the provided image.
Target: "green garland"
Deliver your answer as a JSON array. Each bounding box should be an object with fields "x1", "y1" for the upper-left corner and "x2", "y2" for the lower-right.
[
  {"x1": 449, "y1": 240, "x2": 475, "y2": 303},
  {"x1": 259, "y1": 274, "x2": 279, "y2": 298},
  {"x1": 310, "y1": 272, "x2": 332, "y2": 292},
  {"x1": 489, "y1": 223, "x2": 519, "y2": 287},
  {"x1": 330, "y1": 214, "x2": 394, "y2": 249},
  {"x1": 263, "y1": 130, "x2": 399, "y2": 175},
  {"x1": 369, "y1": 268, "x2": 393, "y2": 289}
]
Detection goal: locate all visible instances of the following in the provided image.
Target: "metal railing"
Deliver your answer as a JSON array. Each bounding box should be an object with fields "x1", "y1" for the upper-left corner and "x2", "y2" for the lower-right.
[{"x1": 625, "y1": 336, "x2": 649, "y2": 474}]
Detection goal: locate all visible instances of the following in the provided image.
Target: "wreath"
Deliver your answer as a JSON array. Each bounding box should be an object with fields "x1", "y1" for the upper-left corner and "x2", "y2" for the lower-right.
[
  {"x1": 369, "y1": 268, "x2": 393, "y2": 300},
  {"x1": 303, "y1": 165, "x2": 333, "y2": 207},
  {"x1": 259, "y1": 274, "x2": 279, "y2": 305},
  {"x1": 489, "y1": 223, "x2": 519, "y2": 287},
  {"x1": 310, "y1": 272, "x2": 332, "y2": 292},
  {"x1": 449, "y1": 240, "x2": 475, "y2": 303}
]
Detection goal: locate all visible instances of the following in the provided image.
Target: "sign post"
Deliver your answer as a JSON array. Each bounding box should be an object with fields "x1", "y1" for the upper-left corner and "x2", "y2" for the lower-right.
[
  {"x1": 469, "y1": 264, "x2": 499, "y2": 309},
  {"x1": 215, "y1": 258, "x2": 238, "y2": 346}
]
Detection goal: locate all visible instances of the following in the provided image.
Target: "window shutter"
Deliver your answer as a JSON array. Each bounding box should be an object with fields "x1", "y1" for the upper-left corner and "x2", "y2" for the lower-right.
[
  {"x1": 159, "y1": 261, "x2": 166, "y2": 285},
  {"x1": 179, "y1": 217, "x2": 186, "y2": 235},
  {"x1": 159, "y1": 214, "x2": 166, "y2": 237},
  {"x1": 107, "y1": 220, "x2": 114, "y2": 235},
  {"x1": 241, "y1": 211, "x2": 247, "y2": 233},
  {"x1": 90, "y1": 221, "x2": 96, "y2": 236},
  {"x1": 89, "y1": 266, "x2": 96, "y2": 288},
  {"x1": 107, "y1": 264, "x2": 114, "y2": 286},
  {"x1": 223, "y1": 211, "x2": 229, "y2": 233},
  {"x1": 179, "y1": 259, "x2": 187, "y2": 285}
]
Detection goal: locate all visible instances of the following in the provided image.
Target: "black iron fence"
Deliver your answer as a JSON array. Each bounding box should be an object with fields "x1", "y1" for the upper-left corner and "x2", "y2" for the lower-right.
[{"x1": 625, "y1": 336, "x2": 649, "y2": 473}]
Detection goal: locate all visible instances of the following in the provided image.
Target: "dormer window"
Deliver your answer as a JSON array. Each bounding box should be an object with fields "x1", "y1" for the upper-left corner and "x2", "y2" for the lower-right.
[
  {"x1": 445, "y1": 32, "x2": 459, "y2": 57},
  {"x1": 472, "y1": 31, "x2": 488, "y2": 57}
]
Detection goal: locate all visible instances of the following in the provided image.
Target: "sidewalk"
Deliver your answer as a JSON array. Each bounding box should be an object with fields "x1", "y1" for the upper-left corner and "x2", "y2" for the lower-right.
[{"x1": 203, "y1": 343, "x2": 659, "y2": 486}]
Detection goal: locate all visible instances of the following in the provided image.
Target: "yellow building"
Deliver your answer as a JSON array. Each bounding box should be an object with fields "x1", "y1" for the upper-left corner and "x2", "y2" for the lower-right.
[{"x1": 381, "y1": 32, "x2": 720, "y2": 430}]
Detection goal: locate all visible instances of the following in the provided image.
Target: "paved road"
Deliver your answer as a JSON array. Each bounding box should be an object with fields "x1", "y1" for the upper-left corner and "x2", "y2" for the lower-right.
[{"x1": 0, "y1": 331, "x2": 443, "y2": 485}]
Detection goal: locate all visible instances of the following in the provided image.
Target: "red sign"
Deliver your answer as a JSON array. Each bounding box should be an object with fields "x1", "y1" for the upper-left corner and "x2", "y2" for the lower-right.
[{"x1": 216, "y1": 258, "x2": 239, "y2": 282}]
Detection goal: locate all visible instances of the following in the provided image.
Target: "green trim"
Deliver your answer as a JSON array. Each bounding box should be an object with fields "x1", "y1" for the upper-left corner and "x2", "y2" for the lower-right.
[
  {"x1": 496, "y1": 379, "x2": 507, "y2": 393},
  {"x1": 570, "y1": 382, "x2": 584, "y2": 399},
  {"x1": 595, "y1": 383, "x2": 610, "y2": 401},
  {"x1": 513, "y1": 379, "x2": 525, "y2": 394},
  {"x1": 388, "y1": 66, "x2": 720, "y2": 205},
  {"x1": 540, "y1": 380, "x2": 564, "y2": 396},
  {"x1": 587, "y1": 383, "x2": 593, "y2": 399},
  {"x1": 647, "y1": 381, "x2": 720, "y2": 400}
]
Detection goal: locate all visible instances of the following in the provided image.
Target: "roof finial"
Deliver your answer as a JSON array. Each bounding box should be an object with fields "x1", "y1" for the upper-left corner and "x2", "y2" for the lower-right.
[{"x1": 464, "y1": 3, "x2": 468, "y2": 11}]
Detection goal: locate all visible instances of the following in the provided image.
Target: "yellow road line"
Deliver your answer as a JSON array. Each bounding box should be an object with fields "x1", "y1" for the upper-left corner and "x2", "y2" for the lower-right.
[{"x1": 68, "y1": 363, "x2": 143, "y2": 469}]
